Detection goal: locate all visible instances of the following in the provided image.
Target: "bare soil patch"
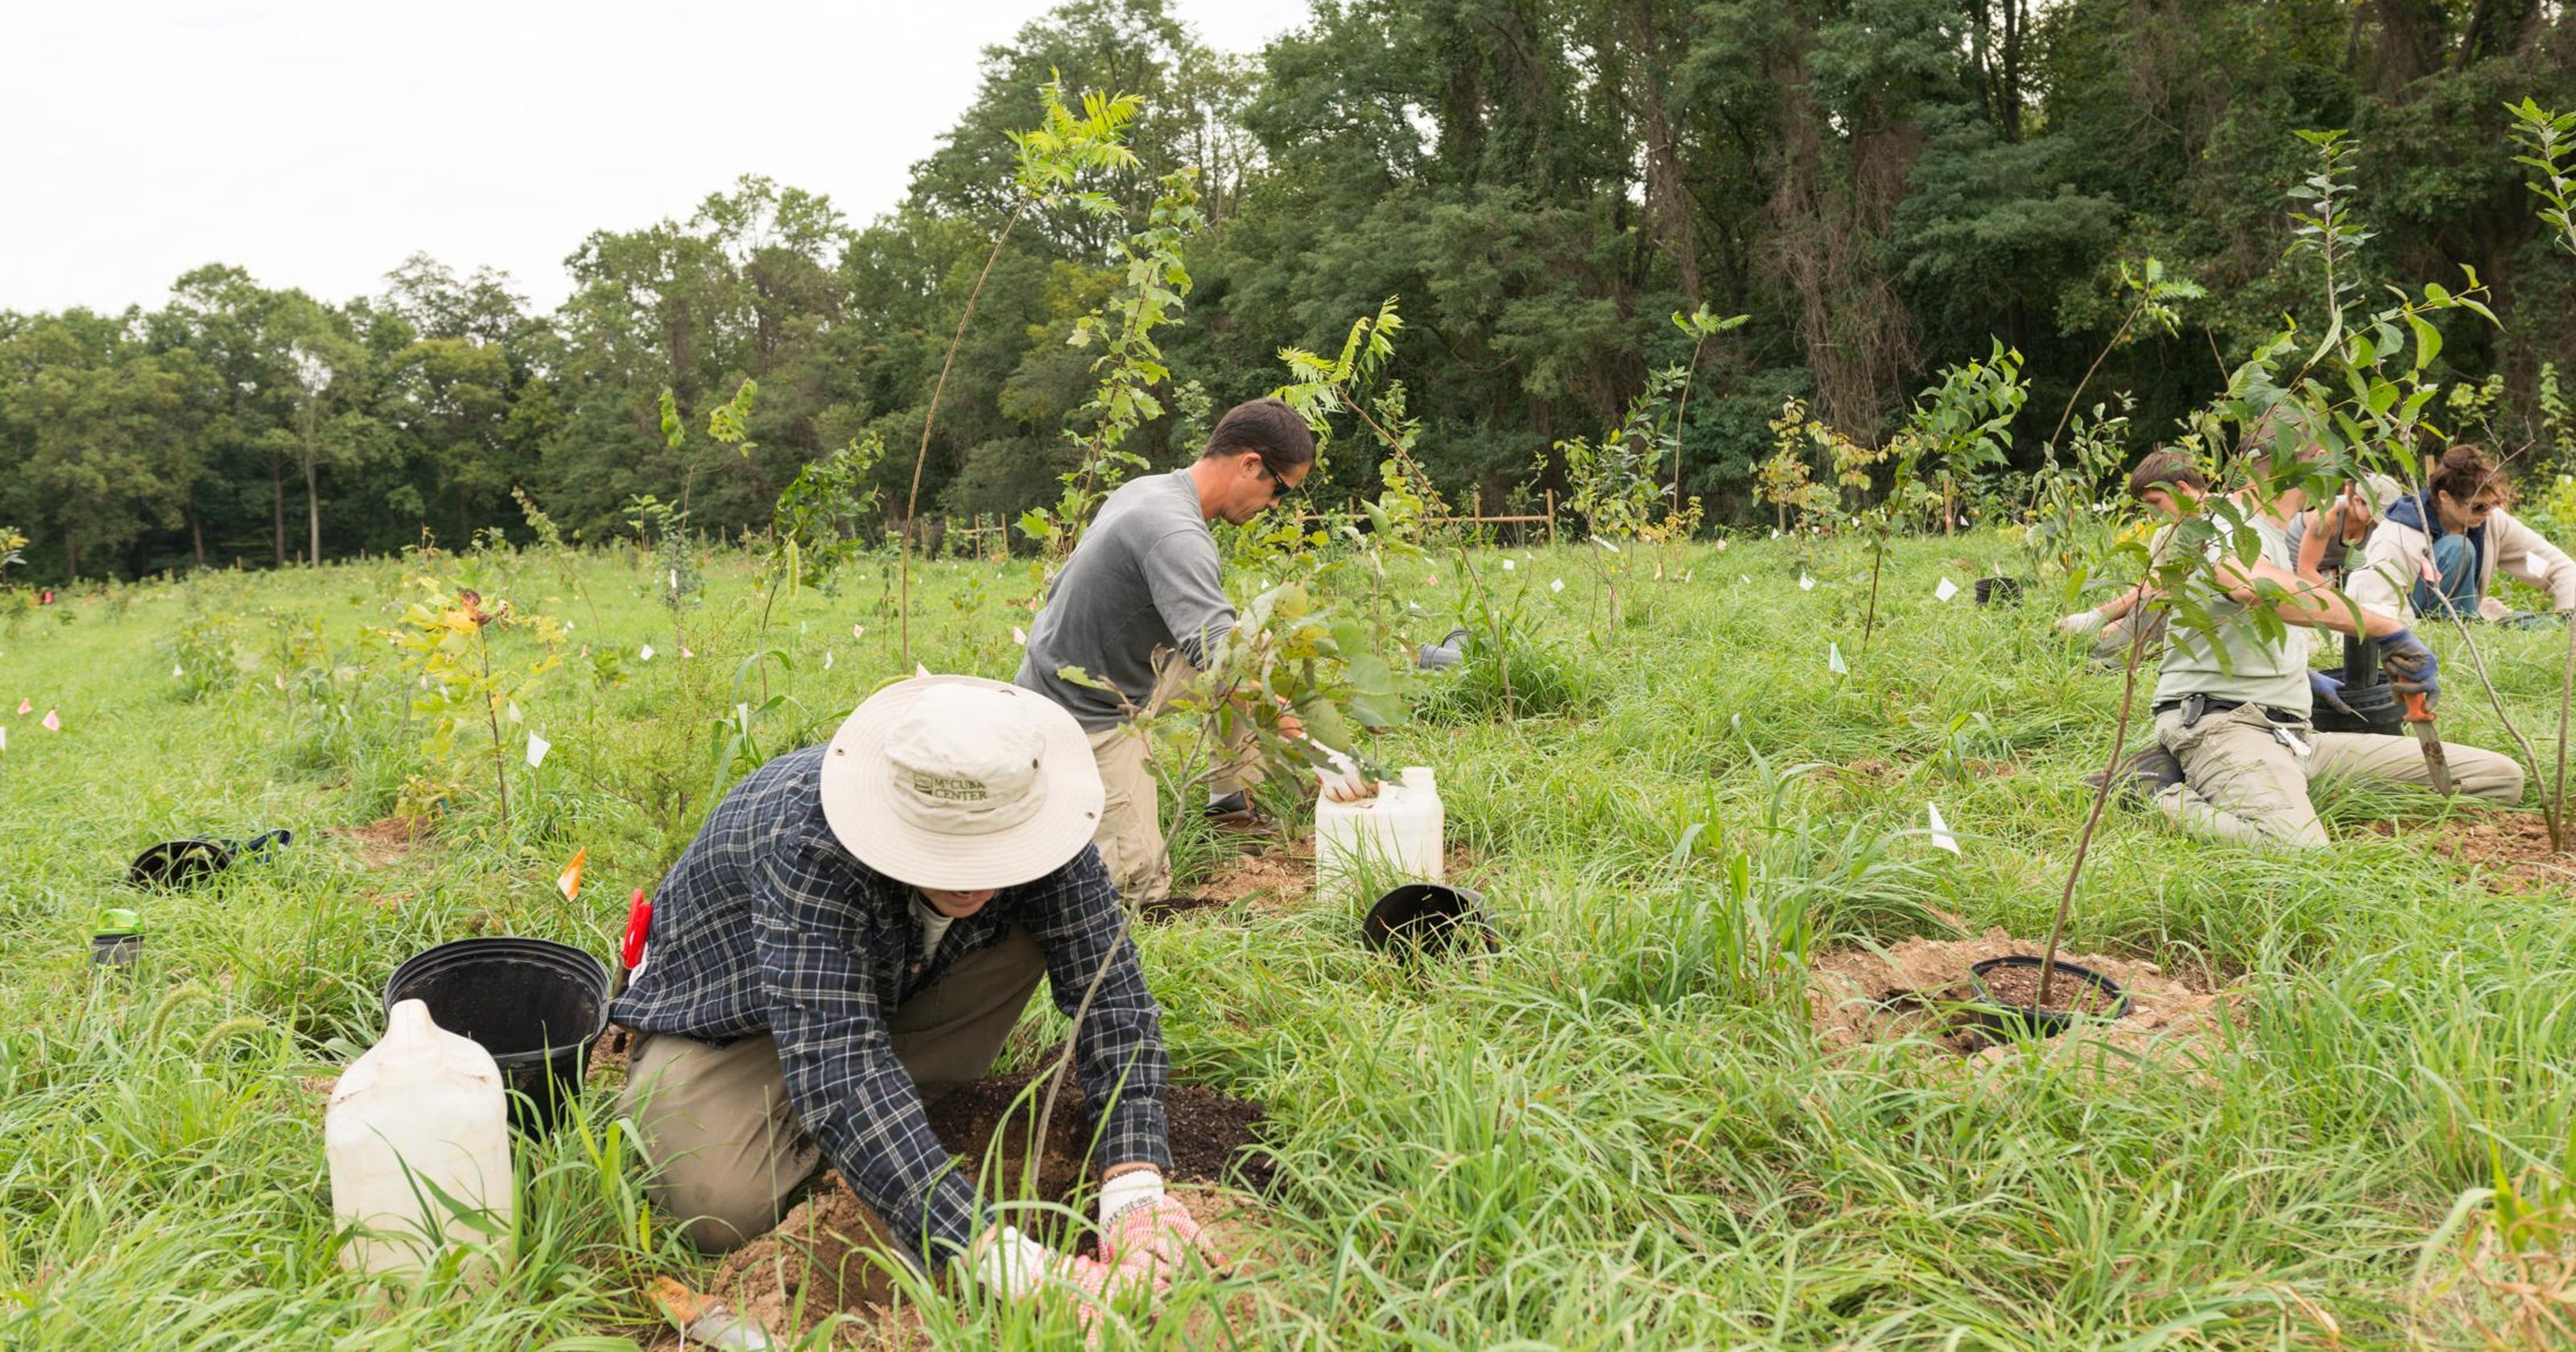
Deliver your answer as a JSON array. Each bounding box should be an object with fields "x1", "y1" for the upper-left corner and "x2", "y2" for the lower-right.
[
  {"x1": 1168, "y1": 838, "x2": 1315, "y2": 915},
  {"x1": 327, "y1": 816, "x2": 429, "y2": 869},
  {"x1": 1809, "y1": 928, "x2": 2240, "y2": 1068},
  {"x1": 2363, "y1": 810, "x2": 2576, "y2": 895},
  {"x1": 1166, "y1": 837, "x2": 1484, "y2": 919},
  {"x1": 701, "y1": 1065, "x2": 1274, "y2": 1344}
]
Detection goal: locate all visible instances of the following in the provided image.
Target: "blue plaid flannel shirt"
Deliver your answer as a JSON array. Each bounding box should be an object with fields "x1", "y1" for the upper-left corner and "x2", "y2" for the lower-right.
[{"x1": 609, "y1": 744, "x2": 1171, "y2": 1271}]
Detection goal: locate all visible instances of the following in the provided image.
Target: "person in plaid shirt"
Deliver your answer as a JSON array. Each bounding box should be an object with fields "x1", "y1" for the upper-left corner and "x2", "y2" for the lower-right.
[{"x1": 612, "y1": 674, "x2": 1225, "y2": 1323}]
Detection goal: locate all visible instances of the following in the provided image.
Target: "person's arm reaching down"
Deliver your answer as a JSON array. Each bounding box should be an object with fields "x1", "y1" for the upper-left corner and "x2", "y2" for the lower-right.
[
  {"x1": 1141, "y1": 528, "x2": 1236, "y2": 669},
  {"x1": 749, "y1": 851, "x2": 987, "y2": 1272}
]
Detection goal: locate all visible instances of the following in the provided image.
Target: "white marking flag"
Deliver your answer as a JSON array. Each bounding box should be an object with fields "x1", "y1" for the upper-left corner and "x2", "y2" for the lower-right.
[
  {"x1": 526, "y1": 732, "x2": 551, "y2": 769},
  {"x1": 1827, "y1": 643, "x2": 1847, "y2": 675},
  {"x1": 1928, "y1": 802, "x2": 1960, "y2": 854}
]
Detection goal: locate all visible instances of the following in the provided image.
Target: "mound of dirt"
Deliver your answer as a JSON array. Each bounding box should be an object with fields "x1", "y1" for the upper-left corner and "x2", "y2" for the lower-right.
[
  {"x1": 1809, "y1": 928, "x2": 2242, "y2": 1069},
  {"x1": 2363, "y1": 810, "x2": 2576, "y2": 895},
  {"x1": 327, "y1": 816, "x2": 430, "y2": 868},
  {"x1": 703, "y1": 1067, "x2": 1275, "y2": 1343},
  {"x1": 1165, "y1": 837, "x2": 1485, "y2": 920},
  {"x1": 1166, "y1": 839, "x2": 1315, "y2": 916}
]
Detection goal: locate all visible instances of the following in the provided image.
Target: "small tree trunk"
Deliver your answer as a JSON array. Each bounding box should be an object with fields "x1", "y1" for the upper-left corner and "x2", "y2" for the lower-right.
[
  {"x1": 2039, "y1": 584, "x2": 2157, "y2": 1010},
  {"x1": 2555, "y1": 612, "x2": 2574, "y2": 853},
  {"x1": 271, "y1": 459, "x2": 286, "y2": 567},
  {"x1": 304, "y1": 451, "x2": 323, "y2": 566}
]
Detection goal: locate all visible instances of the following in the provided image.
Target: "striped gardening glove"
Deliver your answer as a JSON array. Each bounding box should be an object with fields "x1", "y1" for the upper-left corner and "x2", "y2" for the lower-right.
[{"x1": 1098, "y1": 1169, "x2": 1231, "y2": 1284}]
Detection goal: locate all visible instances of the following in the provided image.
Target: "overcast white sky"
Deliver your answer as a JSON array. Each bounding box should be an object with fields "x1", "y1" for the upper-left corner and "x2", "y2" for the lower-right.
[{"x1": 0, "y1": 1, "x2": 1311, "y2": 317}]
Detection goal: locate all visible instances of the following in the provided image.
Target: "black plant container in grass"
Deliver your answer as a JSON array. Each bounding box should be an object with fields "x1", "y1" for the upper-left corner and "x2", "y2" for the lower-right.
[
  {"x1": 1361, "y1": 883, "x2": 1496, "y2": 958},
  {"x1": 126, "y1": 827, "x2": 294, "y2": 890},
  {"x1": 383, "y1": 937, "x2": 609, "y2": 1132},
  {"x1": 1967, "y1": 954, "x2": 2131, "y2": 1039},
  {"x1": 1974, "y1": 576, "x2": 2031, "y2": 606}
]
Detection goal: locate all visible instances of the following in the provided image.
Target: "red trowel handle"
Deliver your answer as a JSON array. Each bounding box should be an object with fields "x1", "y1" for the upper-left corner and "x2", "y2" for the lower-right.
[{"x1": 620, "y1": 888, "x2": 652, "y2": 970}]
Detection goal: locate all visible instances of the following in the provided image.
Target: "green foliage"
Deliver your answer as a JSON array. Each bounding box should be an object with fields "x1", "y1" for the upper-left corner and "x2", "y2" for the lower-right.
[
  {"x1": 382, "y1": 578, "x2": 563, "y2": 831},
  {"x1": 7, "y1": 0, "x2": 2576, "y2": 586},
  {"x1": 622, "y1": 494, "x2": 700, "y2": 622},
  {"x1": 1018, "y1": 166, "x2": 1206, "y2": 559},
  {"x1": 769, "y1": 436, "x2": 887, "y2": 592}
]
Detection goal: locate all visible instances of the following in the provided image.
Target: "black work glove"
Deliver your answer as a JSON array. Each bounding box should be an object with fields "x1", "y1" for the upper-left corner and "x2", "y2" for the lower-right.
[
  {"x1": 2308, "y1": 670, "x2": 2360, "y2": 720},
  {"x1": 2377, "y1": 629, "x2": 2441, "y2": 712}
]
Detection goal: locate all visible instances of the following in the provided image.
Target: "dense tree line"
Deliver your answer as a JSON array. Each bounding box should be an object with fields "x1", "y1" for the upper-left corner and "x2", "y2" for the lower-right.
[{"x1": 6, "y1": 0, "x2": 2574, "y2": 583}]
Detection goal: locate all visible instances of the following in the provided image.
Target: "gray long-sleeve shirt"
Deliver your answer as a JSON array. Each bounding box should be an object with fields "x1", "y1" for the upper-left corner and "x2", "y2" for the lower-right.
[{"x1": 1015, "y1": 470, "x2": 1236, "y2": 731}]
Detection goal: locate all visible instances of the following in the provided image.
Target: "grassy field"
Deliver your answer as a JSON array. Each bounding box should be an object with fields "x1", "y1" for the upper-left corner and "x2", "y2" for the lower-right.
[{"x1": 3, "y1": 531, "x2": 2573, "y2": 1350}]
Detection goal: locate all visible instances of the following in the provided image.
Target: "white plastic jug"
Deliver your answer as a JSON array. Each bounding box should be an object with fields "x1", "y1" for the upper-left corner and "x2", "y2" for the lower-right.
[
  {"x1": 327, "y1": 998, "x2": 514, "y2": 1277},
  {"x1": 1315, "y1": 766, "x2": 1444, "y2": 895}
]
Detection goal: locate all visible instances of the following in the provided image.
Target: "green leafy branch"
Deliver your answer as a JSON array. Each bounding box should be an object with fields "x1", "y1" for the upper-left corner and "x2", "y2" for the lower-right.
[
  {"x1": 1021, "y1": 165, "x2": 1206, "y2": 562},
  {"x1": 900, "y1": 77, "x2": 1142, "y2": 666}
]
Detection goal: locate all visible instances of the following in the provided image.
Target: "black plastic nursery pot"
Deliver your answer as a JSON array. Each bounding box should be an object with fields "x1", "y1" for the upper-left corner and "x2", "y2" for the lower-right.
[
  {"x1": 127, "y1": 827, "x2": 293, "y2": 891},
  {"x1": 1361, "y1": 883, "x2": 1496, "y2": 958},
  {"x1": 382, "y1": 937, "x2": 610, "y2": 1132},
  {"x1": 1973, "y1": 576, "x2": 2030, "y2": 606},
  {"x1": 2312, "y1": 635, "x2": 2406, "y2": 736},
  {"x1": 1967, "y1": 955, "x2": 2131, "y2": 1039}
]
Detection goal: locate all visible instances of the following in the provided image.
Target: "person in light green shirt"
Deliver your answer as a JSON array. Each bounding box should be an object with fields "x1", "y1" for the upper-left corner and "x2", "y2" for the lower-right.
[{"x1": 2122, "y1": 449, "x2": 2521, "y2": 848}]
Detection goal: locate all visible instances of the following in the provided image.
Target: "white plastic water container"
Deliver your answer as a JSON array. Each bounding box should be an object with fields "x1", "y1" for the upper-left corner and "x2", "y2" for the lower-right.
[
  {"x1": 326, "y1": 998, "x2": 514, "y2": 1277},
  {"x1": 1316, "y1": 766, "x2": 1444, "y2": 895}
]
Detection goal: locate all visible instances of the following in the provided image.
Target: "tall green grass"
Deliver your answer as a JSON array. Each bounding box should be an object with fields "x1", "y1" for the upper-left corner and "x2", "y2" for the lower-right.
[{"x1": 2, "y1": 535, "x2": 2570, "y2": 1349}]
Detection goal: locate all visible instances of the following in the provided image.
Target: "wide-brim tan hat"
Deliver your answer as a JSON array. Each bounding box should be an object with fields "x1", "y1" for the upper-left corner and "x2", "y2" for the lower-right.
[{"x1": 819, "y1": 674, "x2": 1105, "y2": 891}]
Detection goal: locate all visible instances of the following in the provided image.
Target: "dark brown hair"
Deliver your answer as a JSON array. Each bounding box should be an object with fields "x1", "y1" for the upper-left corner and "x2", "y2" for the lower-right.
[
  {"x1": 2429, "y1": 443, "x2": 2511, "y2": 508},
  {"x1": 1200, "y1": 397, "x2": 1317, "y2": 472},
  {"x1": 2127, "y1": 447, "x2": 2209, "y2": 499}
]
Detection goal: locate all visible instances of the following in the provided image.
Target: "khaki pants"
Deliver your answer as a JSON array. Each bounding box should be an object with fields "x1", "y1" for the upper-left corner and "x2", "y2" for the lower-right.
[
  {"x1": 621, "y1": 927, "x2": 1046, "y2": 1253},
  {"x1": 2151, "y1": 703, "x2": 2524, "y2": 849},
  {"x1": 1084, "y1": 653, "x2": 1264, "y2": 906}
]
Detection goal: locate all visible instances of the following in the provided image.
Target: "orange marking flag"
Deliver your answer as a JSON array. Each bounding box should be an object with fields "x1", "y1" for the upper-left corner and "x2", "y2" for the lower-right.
[{"x1": 557, "y1": 847, "x2": 587, "y2": 903}]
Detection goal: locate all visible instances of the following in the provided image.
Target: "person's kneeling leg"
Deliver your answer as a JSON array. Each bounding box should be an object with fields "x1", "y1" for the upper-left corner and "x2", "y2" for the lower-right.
[
  {"x1": 2310, "y1": 730, "x2": 2526, "y2": 805},
  {"x1": 622, "y1": 1031, "x2": 821, "y2": 1253},
  {"x1": 2152, "y1": 706, "x2": 2329, "y2": 848}
]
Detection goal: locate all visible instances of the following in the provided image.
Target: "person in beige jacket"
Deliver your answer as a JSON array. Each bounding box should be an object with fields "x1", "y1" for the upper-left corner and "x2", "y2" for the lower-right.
[{"x1": 2346, "y1": 443, "x2": 2576, "y2": 624}]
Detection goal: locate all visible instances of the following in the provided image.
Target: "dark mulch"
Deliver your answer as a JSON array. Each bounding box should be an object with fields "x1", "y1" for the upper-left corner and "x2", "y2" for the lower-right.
[
  {"x1": 1976, "y1": 962, "x2": 2121, "y2": 1017},
  {"x1": 923, "y1": 1062, "x2": 1277, "y2": 1201}
]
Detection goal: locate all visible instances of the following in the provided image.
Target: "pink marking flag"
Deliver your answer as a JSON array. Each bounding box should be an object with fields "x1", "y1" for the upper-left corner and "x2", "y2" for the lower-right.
[{"x1": 40, "y1": 708, "x2": 60, "y2": 732}]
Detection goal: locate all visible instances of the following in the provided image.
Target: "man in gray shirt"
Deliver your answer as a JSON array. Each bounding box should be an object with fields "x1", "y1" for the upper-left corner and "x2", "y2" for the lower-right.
[{"x1": 1014, "y1": 398, "x2": 1317, "y2": 903}]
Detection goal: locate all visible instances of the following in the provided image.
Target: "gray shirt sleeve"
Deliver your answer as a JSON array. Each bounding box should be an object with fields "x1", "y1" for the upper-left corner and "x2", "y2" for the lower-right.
[{"x1": 1143, "y1": 526, "x2": 1236, "y2": 666}]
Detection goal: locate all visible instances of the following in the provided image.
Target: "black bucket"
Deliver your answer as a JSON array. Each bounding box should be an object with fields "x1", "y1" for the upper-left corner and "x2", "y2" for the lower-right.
[
  {"x1": 1973, "y1": 576, "x2": 2029, "y2": 606},
  {"x1": 2314, "y1": 636, "x2": 2405, "y2": 736},
  {"x1": 382, "y1": 937, "x2": 609, "y2": 1131},
  {"x1": 1967, "y1": 955, "x2": 2130, "y2": 1039},
  {"x1": 1361, "y1": 883, "x2": 1494, "y2": 958}
]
